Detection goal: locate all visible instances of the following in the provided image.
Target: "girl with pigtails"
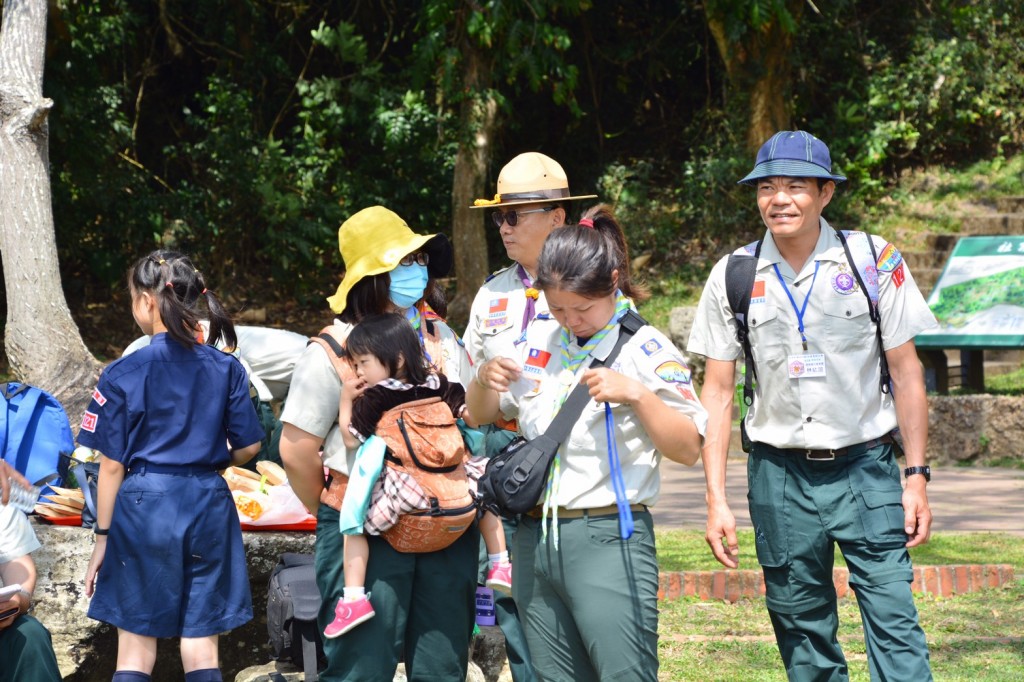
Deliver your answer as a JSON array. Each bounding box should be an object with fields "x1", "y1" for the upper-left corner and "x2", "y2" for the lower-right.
[
  {"x1": 79, "y1": 251, "x2": 265, "y2": 682},
  {"x1": 468, "y1": 205, "x2": 708, "y2": 681}
]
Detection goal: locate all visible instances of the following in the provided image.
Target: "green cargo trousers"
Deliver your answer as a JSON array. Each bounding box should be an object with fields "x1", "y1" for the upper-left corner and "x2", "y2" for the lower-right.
[
  {"x1": 748, "y1": 441, "x2": 932, "y2": 682},
  {"x1": 314, "y1": 504, "x2": 480, "y2": 682},
  {"x1": 0, "y1": 614, "x2": 62, "y2": 682}
]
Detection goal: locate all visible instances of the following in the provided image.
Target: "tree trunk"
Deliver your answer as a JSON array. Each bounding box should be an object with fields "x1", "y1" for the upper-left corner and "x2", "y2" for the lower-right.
[
  {"x1": 1, "y1": 0, "x2": 100, "y2": 426},
  {"x1": 705, "y1": 1, "x2": 803, "y2": 153},
  {"x1": 447, "y1": 32, "x2": 498, "y2": 330}
]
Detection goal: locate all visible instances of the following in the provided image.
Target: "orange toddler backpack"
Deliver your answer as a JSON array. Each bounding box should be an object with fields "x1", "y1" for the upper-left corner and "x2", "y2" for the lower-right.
[{"x1": 311, "y1": 326, "x2": 476, "y2": 553}]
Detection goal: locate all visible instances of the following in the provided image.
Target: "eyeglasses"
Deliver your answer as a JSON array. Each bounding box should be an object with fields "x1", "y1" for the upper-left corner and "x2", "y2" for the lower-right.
[
  {"x1": 399, "y1": 252, "x2": 430, "y2": 266},
  {"x1": 491, "y1": 206, "x2": 555, "y2": 228}
]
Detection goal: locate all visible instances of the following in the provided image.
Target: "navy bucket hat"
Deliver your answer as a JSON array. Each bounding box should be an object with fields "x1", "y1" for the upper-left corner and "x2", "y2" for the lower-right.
[{"x1": 738, "y1": 130, "x2": 846, "y2": 186}]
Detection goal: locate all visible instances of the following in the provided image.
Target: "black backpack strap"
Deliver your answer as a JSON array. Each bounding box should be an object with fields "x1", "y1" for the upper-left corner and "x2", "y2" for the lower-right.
[
  {"x1": 289, "y1": 573, "x2": 321, "y2": 682},
  {"x1": 314, "y1": 332, "x2": 346, "y2": 358},
  {"x1": 725, "y1": 241, "x2": 763, "y2": 407},
  {"x1": 835, "y1": 230, "x2": 891, "y2": 395}
]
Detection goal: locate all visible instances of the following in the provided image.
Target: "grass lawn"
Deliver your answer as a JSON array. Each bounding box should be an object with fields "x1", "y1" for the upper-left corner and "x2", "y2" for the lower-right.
[{"x1": 656, "y1": 531, "x2": 1024, "y2": 681}]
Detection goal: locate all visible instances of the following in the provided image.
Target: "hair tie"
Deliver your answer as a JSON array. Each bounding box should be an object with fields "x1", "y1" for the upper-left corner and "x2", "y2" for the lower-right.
[
  {"x1": 201, "y1": 288, "x2": 208, "y2": 295},
  {"x1": 579, "y1": 218, "x2": 594, "y2": 229},
  {"x1": 158, "y1": 259, "x2": 166, "y2": 264},
  {"x1": 165, "y1": 281, "x2": 174, "y2": 288}
]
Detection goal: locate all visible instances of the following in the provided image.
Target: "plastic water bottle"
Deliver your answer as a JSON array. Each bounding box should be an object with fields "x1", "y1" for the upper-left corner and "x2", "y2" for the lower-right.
[
  {"x1": 2, "y1": 479, "x2": 40, "y2": 514},
  {"x1": 475, "y1": 586, "x2": 496, "y2": 627}
]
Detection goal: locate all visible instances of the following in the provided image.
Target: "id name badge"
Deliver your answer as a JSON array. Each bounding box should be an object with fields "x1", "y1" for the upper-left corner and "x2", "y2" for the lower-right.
[{"x1": 787, "y1": 353, "x2": 826, "y2": 379}]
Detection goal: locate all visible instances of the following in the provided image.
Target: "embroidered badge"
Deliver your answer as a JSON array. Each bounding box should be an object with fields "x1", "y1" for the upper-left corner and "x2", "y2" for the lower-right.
[
  {"x1": 750, "y1": 280, "x2": 766, "y2": 305},
  {"x1": 876, "y1": 243, "x2": 903, "y2": 272},
  {"x1": 525, "y1": 348, "x2": 552, "y2": 369},
  {"x1": 81, "y1": 411, "x2": 98, "y2": 433},
  {"x1": 485, "y1": 298, "x2": 510, "y2": 328},
  {"x1": 655, "y1": 360, "x2": 692, "y2": 384},
  {"x1": 641, "y1": 338, "x2": 663, "y2": 356},
  {"x1": 831, "y1": 271, "x2": 856, "y2": 295},
  {"x1": 92, "y1": 388, "x2": 107, "y2": 406},
  {"x1": 489, "y1": 298, "x2": 508, "y2": 314},
  {"x1": 892, "y1": 262, "x2": 906, "y2": 288},
  {"x1": 676, "y1": 385, "x2": 698, "y2": 402}
]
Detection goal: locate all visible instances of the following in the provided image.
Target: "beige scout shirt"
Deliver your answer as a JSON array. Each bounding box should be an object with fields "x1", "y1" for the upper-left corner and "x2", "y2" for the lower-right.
[
  {"x1": 463, "y1": 265, "x2": 549, "y2": 370},
  {"x1": 280, "y1": 318, "x2": 473, "y2": 475},
  {"x1": 0, "y1": 504, "x2": 39, "y2": 565},
  {"x1": 498, "y1": 317, "x2": 708, "y2": 509},
  {"x1": 687, "y1": 219, "x2": 937, "y2": 450}
]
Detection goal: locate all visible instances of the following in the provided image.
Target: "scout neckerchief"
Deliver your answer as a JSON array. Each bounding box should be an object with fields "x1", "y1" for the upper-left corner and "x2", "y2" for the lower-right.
[
  {"x1": 405, "y1": 304, "x2": 445, "y2": 373},
  {"x1": 516, "y1": 264, "x2": 540, "y2": 333},
  {"x1": 541, "y1": 290, "x2": 632, "y2": 547},
  {"x1": 772, "y1": 261, "x2": 821, "y2": 351}
]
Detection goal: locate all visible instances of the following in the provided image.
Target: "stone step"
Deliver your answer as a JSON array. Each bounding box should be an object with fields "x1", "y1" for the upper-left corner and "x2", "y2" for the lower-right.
[
  {"x1": 912, "y1": 267, "x2": 943, "y2": 297},
  {"x1": 995, "y1": 196, "x2": 1024, "y2": 213},
  {"x1": 903, "y1": 250, "x2": 946, "y2": 271},
  {"x1": 923, "y1": 232, "x2": 960, "y2": 253},
  {"x1": 959, "y1": 213, "x2": 1024, "y2": 235}
]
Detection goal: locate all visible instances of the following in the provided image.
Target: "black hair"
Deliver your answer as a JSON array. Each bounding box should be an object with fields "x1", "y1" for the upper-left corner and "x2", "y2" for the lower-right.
[
  {"x1": 128, "y1": 250, "x2": 237, "y2": 350},
  {"x1": 534, "y1": 203, "x2": 649, "y2": 304},
  {"x1": 340, "y1": 271, "x2": 447, "y2": 323},
  {"x1": 344, "y1": 313, "x2": 430, "y2": 385}
]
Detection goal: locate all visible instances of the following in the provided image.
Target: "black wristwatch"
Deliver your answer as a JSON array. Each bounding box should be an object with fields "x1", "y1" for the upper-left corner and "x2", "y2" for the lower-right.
[{"x1": 904, "y1": 466, "x2": 931, "y2": 482}]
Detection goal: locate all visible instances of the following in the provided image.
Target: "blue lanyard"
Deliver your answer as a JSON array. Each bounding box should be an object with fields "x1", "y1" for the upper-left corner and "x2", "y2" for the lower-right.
[
  {"x1": 604, "y1": 403, "x2": 634, "y2": 540},
  {"x1": 772, "y1": 261, "x2": 820, "y2": 351}
]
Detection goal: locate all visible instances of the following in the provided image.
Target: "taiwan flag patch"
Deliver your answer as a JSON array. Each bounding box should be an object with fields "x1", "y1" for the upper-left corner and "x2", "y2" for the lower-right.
[
  {"x1": 81, "y1": 411, "x2": 98, "y2": 433},
  {"x1": 525, "y1": 349, "x2": 552, "y2": 369},
  {"x1": 489, "y1": 298, "x2": 508, "y2": 314},
  {"x1": 750, "y1": 280, "x2": 766, "y2": 305}
]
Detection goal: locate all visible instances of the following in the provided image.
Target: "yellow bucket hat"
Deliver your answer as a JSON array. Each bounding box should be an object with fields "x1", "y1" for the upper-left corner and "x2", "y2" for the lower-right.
[
  {"x1": 471, "y1": 152, "x2": 597, "y2": 208},
  {"x1": 327, "y1": 206, "x2": 453, "y2": 314}
]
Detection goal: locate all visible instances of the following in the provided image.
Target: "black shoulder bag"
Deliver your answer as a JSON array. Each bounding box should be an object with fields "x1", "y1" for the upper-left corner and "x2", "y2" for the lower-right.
[{"x1": 478, "y1": 310, "x2": 646, "y2": 517}]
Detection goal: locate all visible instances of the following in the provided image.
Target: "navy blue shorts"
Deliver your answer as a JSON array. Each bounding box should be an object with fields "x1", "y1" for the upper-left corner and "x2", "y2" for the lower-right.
[{"x1": 88, "y1": 467, "x2": 253, "y2": 637}]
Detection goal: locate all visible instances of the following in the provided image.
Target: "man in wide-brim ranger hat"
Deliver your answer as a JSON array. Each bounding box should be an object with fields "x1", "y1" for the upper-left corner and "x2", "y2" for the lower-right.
[{"x1": 461, "y1": 152, "x2": 595, "y2": 682}]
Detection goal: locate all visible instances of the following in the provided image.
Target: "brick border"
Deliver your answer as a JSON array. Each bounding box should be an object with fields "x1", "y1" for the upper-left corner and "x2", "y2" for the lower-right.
[{"x1": 658, "y1": 564, "x2": 1015, "y2": 602}]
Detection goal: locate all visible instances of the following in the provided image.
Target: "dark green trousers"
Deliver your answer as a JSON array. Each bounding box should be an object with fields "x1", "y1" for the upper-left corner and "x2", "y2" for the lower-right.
[
  {"x1": 314, "y1": 504, "x2": 480, "y2": 682},
  {"x1": 748, "y1": 441, "x2": 932, "y2": 682},
  {"x1": 482, "y1": 425, "x2": 537, "y2": 682},
  {"x1": 0, "y1": 614, "x2": 62, "y2": 682}
]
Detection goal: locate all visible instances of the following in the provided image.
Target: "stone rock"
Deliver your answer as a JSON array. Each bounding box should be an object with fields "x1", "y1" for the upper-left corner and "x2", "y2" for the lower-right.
[
  {"x1": 667, "y1": 306, "x2": 704, "y2": 386},
  {"x1": 30, "y1": 524, "x2": 314, "y2": 682}
]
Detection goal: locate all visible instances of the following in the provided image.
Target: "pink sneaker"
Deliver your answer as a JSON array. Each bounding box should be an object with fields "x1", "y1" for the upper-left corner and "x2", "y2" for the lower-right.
[
  {"x1": 486, "y1": 562, "x2": 512, "y2": 595},
  {"x1": 323, "y1": 594, "x2": 375, "y2": 638}
]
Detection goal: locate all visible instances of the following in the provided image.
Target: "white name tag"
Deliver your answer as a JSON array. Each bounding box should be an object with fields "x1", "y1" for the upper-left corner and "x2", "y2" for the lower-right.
[{"x1": 788, "y1": 353, "x2": 826, "y2": 379}]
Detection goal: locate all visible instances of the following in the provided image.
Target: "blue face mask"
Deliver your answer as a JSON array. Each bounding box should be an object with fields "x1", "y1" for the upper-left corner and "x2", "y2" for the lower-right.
[{"x1": 389, "y1": 263, "x2": 429, "y2": 309}]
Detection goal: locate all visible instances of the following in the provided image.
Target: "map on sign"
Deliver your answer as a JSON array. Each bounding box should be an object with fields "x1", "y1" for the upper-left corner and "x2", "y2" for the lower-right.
[{"x1": 916, "y1": 235, "x2": 1024, "y2": 348}]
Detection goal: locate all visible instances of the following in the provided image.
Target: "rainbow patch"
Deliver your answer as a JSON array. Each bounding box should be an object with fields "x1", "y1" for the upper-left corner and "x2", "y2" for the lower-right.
[
  {"x1": 656, "y1": 360, "x2": 692, "y2": 385},
  {"x1": 876, "y1": 243, "x2": 903, "y2": 273}
]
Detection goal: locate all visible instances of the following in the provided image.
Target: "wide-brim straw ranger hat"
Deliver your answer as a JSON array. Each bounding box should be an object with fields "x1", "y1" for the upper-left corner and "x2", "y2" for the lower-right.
[
  {"x1": 471, "y1": 152, "x2": 597, "y2": 208},
  {"x1": 327, "y1": 205, "x2": 453, "y2": 314}
]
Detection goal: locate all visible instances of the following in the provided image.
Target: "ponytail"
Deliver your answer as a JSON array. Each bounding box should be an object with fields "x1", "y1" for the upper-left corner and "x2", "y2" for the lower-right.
[
  {"x1": 129, "y1": 250, "x2": 238, "y2": 350},
  {"x1": 535, "y1": 204, "x2": 649, "y2": 304}
]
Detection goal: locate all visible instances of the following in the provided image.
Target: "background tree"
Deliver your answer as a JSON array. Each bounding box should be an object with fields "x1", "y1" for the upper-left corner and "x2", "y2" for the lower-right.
[{"x1": 0, "y1": 0, "x2": 99, "y2": 419}]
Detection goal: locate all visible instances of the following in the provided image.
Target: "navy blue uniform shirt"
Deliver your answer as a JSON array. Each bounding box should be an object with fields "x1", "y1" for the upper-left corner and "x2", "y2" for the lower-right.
[{"x1": 78, "y1": 333, "x2": 264, "y2": 468}]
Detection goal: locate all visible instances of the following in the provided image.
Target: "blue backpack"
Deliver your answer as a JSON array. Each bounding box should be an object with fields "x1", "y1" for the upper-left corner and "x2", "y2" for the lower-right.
[{"x1": 1, "y1": 382, "x2": 75, "y2": 489}]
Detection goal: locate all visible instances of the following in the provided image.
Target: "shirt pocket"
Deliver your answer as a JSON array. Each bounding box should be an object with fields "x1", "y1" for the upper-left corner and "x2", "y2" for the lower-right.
[
  {"x1": 747, "y1": 304, "x2": 788, "y2": 372},
  {"x1": 823, "y1": 293, "x2": 874, "y2": 352}
]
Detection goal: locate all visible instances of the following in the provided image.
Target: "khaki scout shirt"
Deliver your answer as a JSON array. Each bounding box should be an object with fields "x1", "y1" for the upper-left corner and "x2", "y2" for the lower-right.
[
  {"x1": 463, "y1": 265, "x2": 550, "y2": 369},
  {"x1": 280, "y1": 318, "x2": 472, "y2": 475},
  {"x1": 687, "y1": 219, "x2": 937, "y2": 450},
  {"x1": 498, "y1": 317, "x2": 708, "y2": 509}
]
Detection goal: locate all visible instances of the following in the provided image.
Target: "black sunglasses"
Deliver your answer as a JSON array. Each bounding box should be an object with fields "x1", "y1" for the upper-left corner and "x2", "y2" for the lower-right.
[
  {"x1": 491, "y1": 205, "x2": 555, "y2": 227},
  {"x1": 399, "y1": 252, "x2": 429, "y2": 266}
]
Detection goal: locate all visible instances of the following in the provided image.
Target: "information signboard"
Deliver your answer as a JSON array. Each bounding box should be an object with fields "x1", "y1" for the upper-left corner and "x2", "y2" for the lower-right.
[{"x1": 915, "y1": 235, "x2": 1024, "y2": 348}]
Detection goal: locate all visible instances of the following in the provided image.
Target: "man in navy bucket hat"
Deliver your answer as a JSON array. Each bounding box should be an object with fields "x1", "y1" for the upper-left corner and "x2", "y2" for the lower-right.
[{"x1": 689, "y1": 130, "x2": 936, "y2": 680}]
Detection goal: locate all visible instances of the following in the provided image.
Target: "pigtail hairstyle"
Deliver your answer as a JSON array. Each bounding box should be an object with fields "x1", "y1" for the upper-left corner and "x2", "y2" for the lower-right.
[
  {"x1": 535, "y1": 203, "x2": 649, "y2": 304},
  {"x1": 344, "y1": 313, "x2": 430, "y2": 385},
  {"x1": 129, "y1": 250, "x2": 239, "y2": 350}
]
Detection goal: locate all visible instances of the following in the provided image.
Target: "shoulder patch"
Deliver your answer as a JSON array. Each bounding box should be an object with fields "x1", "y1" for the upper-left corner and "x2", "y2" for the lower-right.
[
  {"x1": 92, "y1": 388, "x2": 107, "y2": 406},
  {"x1": 655, "y1": 359, "x2": 692, "y2": 385},
  {"x1": 81, "y1": 410, "x2": 98, "y2": 433},
  {"x1": 876, "y1": 243, "x2": 903, "y2": 272},
  {"x1": 484, "y1": 264, "x2": 513, "y2": 283},
  {"x1": 640, "y1": 338, "x2": 663, "y2": 357}
]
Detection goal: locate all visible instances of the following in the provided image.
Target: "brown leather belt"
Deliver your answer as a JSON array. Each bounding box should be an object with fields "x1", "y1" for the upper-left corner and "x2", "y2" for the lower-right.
[
  {"x1": 525, "y1": 503, "x2": 647, "y2": 519},
  {"x1": 781, "y1": 434, "x2": 894, "y2": 461},
  {"x1": 320, "y1": 468, "x2": 348, "y2": 511}
]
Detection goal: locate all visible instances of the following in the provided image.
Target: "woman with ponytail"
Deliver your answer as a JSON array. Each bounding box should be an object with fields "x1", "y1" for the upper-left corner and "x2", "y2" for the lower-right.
[
  {"x1": 79, "y1": 251, "x2": 265, "y2": 682},
  {"x1": 468, "y1": 205, "x2": 707, "y2": 682}
]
